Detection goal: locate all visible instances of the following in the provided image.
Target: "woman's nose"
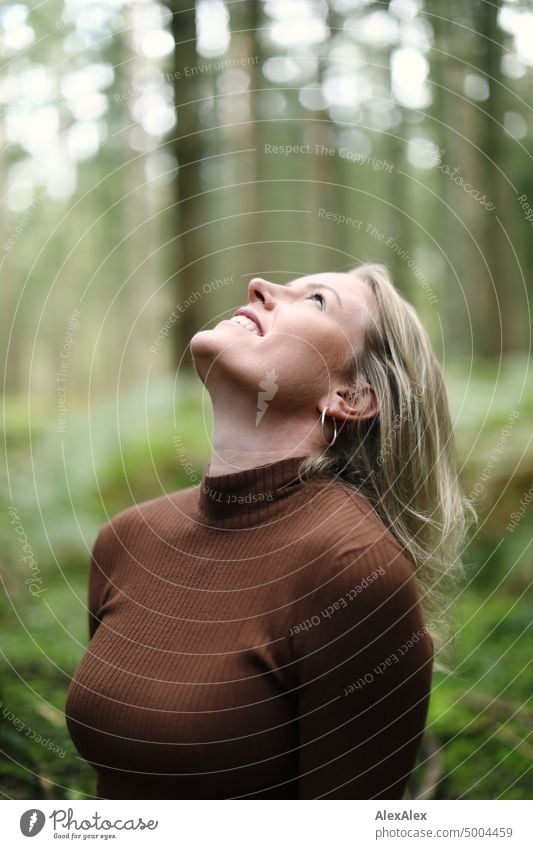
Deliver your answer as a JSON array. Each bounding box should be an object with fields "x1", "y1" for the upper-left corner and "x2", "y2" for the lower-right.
[{"x1": 248, "y1": 277, "x2": 277, "y2": 309}]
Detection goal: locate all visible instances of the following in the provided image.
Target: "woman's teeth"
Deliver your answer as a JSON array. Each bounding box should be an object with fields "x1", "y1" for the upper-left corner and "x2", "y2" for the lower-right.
[{"x1": 230, "y1": 315, "x2": 261, "y2": 335}]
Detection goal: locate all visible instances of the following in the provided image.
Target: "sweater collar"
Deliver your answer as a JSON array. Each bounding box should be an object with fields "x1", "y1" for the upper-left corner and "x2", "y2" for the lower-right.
[{"x1": 197, "y1": 455, "x2": 309, "y2": 529}]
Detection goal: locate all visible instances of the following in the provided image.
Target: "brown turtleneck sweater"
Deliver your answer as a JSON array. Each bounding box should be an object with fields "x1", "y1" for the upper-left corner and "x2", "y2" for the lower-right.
[{"x1": 65, "y1": 456, "x2": 433, "y2": 800}]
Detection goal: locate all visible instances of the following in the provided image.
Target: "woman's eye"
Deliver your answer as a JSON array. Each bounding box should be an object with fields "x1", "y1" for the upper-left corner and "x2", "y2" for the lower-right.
[{"x1": 307, "y1": 293, "x2": 325, "y2": 309}]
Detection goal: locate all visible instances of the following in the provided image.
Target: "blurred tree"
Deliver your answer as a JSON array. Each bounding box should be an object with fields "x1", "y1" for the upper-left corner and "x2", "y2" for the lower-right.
[
  {"x1": 475, "y1": 0, "x2": 523, "y2": 356},
  {"x1": 307, "y1": 2, "x2": 337, "y2": 271},
  {"x1": 384, "y1": 0, "x2": 413, "y2": 300},
  {"x1": 235, "y1": 0, "x2": 263, "y2": 269},
  {"x1": 426, "y1": 0, "x2": 526, "y2": 357},
  {"x1": 168, "y1": 1, "x2": 205, "y2": 364},
  {"x1": 425, "y1": 0, "x2": 472, "y2": 349}
]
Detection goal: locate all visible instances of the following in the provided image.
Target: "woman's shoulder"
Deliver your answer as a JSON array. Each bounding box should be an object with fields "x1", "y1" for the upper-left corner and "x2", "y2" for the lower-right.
[
  {"x1": 300, "y1": 475, "x2": 408, "y2": 563},
  {"x1": 93, "y1": 483, "x2": 201, "y2": 545},
  {"x1": 288, "y1": 477, "x2": 421, "y2": 627}
]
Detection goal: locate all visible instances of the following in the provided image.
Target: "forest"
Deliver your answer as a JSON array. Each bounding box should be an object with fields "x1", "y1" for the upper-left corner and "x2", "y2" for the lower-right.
[{"x1": 0, "y1": 0, "x2": 532, "y2": 799}]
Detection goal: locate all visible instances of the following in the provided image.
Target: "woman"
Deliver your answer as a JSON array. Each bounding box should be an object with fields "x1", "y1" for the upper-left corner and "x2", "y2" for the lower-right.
[{"x1": 65, "y1": 262, "x2": 472, "y2": 800}]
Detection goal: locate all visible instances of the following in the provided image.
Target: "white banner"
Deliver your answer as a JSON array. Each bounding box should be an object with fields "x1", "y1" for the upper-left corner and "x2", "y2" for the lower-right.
[{"x1": 0, "y1": 799, "x2": 530, "y2": 848}]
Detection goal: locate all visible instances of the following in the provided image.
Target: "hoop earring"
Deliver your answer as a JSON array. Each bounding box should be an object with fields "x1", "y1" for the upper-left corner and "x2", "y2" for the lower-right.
[{"x1": 320, "y1": 407, "x2": 338, "y2": 448}]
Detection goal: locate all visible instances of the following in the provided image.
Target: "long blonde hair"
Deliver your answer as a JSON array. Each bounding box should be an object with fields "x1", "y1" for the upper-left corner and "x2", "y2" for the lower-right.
[{"x1": 298, "y1": 262, "x2": 476, "y2": 671}]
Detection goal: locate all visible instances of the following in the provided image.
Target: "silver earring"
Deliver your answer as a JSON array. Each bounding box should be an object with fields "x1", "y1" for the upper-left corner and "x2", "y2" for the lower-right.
[{"x1": 320, "y1": 407, "x2": 338, "y2": 448}]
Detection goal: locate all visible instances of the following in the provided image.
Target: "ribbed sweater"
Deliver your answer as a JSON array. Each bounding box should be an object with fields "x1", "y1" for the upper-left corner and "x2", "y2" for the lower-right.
[{"x1": 65, "y1": 456, "x2": 434, "y2": 800}]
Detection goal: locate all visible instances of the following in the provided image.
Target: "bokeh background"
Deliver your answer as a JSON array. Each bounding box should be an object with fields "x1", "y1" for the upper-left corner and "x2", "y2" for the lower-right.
[{"x1": 1, "y1": 0, "x2": 532, "y2": 800}]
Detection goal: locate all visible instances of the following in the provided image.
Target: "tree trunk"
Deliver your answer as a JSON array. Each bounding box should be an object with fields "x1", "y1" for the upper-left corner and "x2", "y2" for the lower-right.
[
  {"x1": 475, "y1": 0, "x2": 521, "y2": 356},
  {"x1": 169, "y1": 2, "x2": 205, "y2": 366}
]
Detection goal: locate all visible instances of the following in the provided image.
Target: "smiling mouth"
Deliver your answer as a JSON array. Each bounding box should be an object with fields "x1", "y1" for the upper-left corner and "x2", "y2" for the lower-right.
[{"x1": 227, "y1": 314, "x2": 263, "y2": 336}]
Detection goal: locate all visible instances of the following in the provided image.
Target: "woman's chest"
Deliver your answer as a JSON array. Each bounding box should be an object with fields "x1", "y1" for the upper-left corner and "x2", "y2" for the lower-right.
[{"x1": 65, "y1": 597, "x2": 296, "y2": 775}]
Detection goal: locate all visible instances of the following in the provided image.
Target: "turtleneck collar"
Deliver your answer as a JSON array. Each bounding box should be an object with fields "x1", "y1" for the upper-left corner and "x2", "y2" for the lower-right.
[{"x1": 196, "y1": 456, "x2": 310, "y2": 529}]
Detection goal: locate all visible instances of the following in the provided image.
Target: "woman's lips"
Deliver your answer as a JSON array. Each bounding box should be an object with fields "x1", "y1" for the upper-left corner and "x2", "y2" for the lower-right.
[
  {"x1": 224, "y1": 315, "x2": 262, "y2": 336},
  {"x1": 232, "y1": 308, "x2": 264, "y2": 335}
]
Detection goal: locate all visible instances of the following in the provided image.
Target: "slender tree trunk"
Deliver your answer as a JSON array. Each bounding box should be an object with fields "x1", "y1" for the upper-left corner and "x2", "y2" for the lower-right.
[
  {"x1": 246, "y1": 0, "x2": 262, "y2": 273},
  {"x1": 169, "y1": 2, "x2": 205, "y2": 366},
  {"x1": 308, "y1": 6, "x2": 336, "y2": 272},
  {"x1": 475, "y1": 0, "x2": 520, "y2": 356},
  {"x1": 425, "y1": 0, "x2": 472, "y2": 352},
  {"x1": 226, "y1": 0, "x2": 263, "y2": 274},
  {"x1": 122, "y1": 8, "x2": 168, "y2": 381}
]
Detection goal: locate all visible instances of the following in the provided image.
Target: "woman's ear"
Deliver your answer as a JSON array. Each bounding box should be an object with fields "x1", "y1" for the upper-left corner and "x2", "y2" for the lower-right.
[{"x1": 332, "y1": 383, "x2": 378, "y2": 422}]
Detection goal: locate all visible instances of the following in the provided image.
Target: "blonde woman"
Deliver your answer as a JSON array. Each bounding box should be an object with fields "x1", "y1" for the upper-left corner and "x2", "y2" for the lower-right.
[{"x1": 65, "y1": 263, "x2": 472, "y2": 799}]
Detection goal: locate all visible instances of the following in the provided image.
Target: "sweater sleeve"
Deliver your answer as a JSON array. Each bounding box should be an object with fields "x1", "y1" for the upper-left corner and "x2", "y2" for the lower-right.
[
  {"x1": 87, "y1": 521, "x2": 116, "y2": 641},
  {"x1": 288, "y1": 542, "x2": 434, "y2": 799}
]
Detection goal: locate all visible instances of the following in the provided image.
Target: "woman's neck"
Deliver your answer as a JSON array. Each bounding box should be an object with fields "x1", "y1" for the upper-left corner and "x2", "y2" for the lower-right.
[{"x1": 205, "y1": 383, "x2": 323, "y2": 477}]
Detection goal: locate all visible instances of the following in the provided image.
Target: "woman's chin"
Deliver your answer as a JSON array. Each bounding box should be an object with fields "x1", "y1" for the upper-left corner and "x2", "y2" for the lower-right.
[
  {"x1": 190, "y1": 325, "x2": 247, "y2": 370},
  {"x1": 191, "y1": 322, "x2": 254, "y2": 353},
  {"x1": 190, "y1": 327, "x2": 220, "y2": 355}
]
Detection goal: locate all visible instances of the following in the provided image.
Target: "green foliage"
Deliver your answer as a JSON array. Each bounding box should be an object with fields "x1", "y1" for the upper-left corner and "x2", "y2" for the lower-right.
[{"x1": 421, "y1": 591, "x2": 532, "y2": 799}]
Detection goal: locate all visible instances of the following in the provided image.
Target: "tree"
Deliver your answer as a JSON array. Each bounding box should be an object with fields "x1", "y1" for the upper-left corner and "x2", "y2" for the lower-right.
[{"x1": 168, "y1": 2, "x2": 206, "y2": 365}]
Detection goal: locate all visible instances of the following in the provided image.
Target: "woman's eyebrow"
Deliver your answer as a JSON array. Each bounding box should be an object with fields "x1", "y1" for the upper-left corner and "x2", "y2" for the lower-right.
[{"x1": 285, "y1": 281, "x2": 342, "y2": 307}]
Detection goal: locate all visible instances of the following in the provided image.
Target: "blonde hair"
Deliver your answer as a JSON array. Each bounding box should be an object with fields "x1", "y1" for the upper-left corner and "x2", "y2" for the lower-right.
[{"x1": 298, "y1": 262, "x2": 476, "y2": 672}]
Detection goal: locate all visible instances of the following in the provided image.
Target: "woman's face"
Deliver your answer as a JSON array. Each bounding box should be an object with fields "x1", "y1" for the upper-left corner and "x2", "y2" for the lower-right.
[{"x1": 191, "y1": 271, "x2": 377, "y2": 407}]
